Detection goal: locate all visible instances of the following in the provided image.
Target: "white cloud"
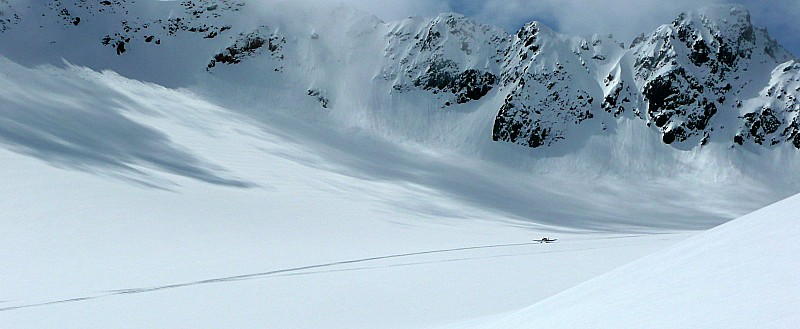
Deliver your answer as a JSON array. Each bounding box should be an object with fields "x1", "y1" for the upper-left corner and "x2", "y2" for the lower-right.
[
  {"x1": 302, "y1": 0, "x2": 798, "y2": 56},
  {"x1": 455, "y1": 0, "x2": 797, "y2": 55},
  {"x1": 155, "y1": 0, "x2": 800, "y2": 56},
  {"x1": 466, "y1": 0, "x2": 724, "y2": 43},
  {"x1": 248, "y1": 0, "x2": 451, "y2": 22},
  {"x1": 334, "y1": 0, "x2": 452, "y2": 21}
]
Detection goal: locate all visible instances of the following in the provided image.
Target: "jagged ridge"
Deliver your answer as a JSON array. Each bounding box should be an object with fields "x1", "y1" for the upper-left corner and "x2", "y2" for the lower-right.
[{"x1": 1, "y1": 2, "x2": 797, "y2": 151}]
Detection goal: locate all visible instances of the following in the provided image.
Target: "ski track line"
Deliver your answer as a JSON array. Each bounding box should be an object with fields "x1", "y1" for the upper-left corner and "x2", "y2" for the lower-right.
[
  {"x1": 276, "y1": 241, "x2": 662, "y2": 278},
  {"x1": 0, "y1": 235, "x2": 666, "y2": 312}
]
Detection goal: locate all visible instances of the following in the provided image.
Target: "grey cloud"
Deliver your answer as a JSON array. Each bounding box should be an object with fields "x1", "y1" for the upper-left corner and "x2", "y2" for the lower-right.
[
  {"x1": 461, "y1": 0, "x2": 797, "y2": 55},
  {"x1": 313, "y1": 0, "x2": 796, "y2": 55},
  {"x1": 739, "y1": 0, "x2": 800, "y2": 56},
  {"x1": 248, "y1": 0, "x2": 451, "y2": 22},
  {"x1": 467, "y1": 0, "x2": 723, "y2": 43}
]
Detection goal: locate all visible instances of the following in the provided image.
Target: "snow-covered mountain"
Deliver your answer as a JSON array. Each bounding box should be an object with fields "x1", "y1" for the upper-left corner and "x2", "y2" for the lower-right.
[
  {"x1": 3, "y1": 0, "x2": 800, "y2": 222},
  {"x1": 2, "y1": 2, "x2": 799, "y2": 328},
  {"x1": 4, "y1": 44, "x2": 794, "y2": 329},
  {"x1": 2, "y1": 1, "x2": 796, "y2": 152},
  {"x1": 3, "y1": 1, "x2": 800, "y2": 218}
]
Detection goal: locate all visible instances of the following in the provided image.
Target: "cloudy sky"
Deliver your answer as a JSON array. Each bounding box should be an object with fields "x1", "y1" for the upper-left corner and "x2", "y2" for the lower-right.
[{"x1": 316, "y1": 0, "x2": 799, "y2": 56}]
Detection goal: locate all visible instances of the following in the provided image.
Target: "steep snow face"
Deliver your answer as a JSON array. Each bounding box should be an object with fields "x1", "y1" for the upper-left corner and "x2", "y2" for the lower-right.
[
  {"x1": 0, "y1": 54, "x2": 711, "y2": 329},
  {"x1": 3, "y1": 58, "x2": 795, "y2": 231},
  {"x1": 470, "y1": 192, "x2": 800, "y2": 329},
  {"x1": 1, "y1": 3, "x2": 799, "y2": 218}
]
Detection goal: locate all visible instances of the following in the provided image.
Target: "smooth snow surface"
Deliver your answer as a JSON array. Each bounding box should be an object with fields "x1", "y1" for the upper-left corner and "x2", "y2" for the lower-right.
[
  {"x1": 456, "y1": 194, "x2": 800, "y2": 329},
  {"x1": 1, "y1": 3, "x2": 799, "y2": 328},
  {"x1": 0, "y1": 55, "x2": 692, "y2": 329}
]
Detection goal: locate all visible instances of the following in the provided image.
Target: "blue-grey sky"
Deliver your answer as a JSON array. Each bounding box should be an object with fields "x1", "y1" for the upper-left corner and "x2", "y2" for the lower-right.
[
  {"x1": 322, "y1": 0, "x2": 798, "y2": 57},
  {"x1": 452, "y1": 0, "x2": 799, "y2": 57}
]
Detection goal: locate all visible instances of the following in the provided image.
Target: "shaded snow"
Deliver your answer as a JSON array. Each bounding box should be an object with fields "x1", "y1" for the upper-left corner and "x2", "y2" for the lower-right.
[
  {"x1": 0, "y1": 2, "x2": 799, "y2": 328},
  {"x1": 0, "y1": 58, "x2": 250, "y2": 187},
  {"x1": 0, "y1": 56, "x2": 692, "y2": 328}
]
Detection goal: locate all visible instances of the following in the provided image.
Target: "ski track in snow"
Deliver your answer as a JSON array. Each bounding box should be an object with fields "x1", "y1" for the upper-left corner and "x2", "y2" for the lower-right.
[{"x1": 0, "y1": 235, "x2": 657, "y2": 312}]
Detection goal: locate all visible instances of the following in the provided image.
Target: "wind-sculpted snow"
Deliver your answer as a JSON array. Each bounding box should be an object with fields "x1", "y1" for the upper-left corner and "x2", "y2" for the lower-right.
[{"x1": 0, "y1": 58, "x2": 251, "y2": 187}]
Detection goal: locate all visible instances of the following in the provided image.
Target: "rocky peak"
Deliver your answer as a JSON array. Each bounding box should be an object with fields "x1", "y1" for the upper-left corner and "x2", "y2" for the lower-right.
[
  {"x1": 625, "y1": 5, "x2": 796, "y2": 147},
  {"x1": 673, "y1": 5, "x2": 795, "y2": 67},
  {"x1": 676, "y1": 5, "x2": 755, "y2": 39},
  {"x1": 493, "y1": 23, "x2": 610, "y2": 148},
  {"x1": 381, "y1": 12, "x2": 507, "y2": 106},
  {"x1": 493, "y1": 5, "x2": 800, "y2": 150},
  {"x1": 501, "y1": 21, "x2": 552, "y2": 83},
  {"x1": 2, "y1": 2, "x2": 799, "y2": 152}
]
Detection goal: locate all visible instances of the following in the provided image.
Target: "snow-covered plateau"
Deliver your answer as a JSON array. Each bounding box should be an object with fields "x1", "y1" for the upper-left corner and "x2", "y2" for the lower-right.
[{"x1": 1, "y1": 1, "x2": 798, "y2": 328}]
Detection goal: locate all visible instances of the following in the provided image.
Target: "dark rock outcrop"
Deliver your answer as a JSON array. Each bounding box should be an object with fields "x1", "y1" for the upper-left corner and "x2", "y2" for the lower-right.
[
  {"x1": 206, "y1": 26, "x2": 285, "y2": 71},
  {"x1": 382, "y1": 13, "x2": 506, "y2": 107}
]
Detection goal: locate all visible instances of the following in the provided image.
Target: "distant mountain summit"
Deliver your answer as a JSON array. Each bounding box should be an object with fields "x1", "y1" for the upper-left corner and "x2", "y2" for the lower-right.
[
  {"x1": 492, "y1": 5, "x2": 798, "y2": 149},
  {"x1": 2, "y1": 1, "x2": 797, "y2": 151}
]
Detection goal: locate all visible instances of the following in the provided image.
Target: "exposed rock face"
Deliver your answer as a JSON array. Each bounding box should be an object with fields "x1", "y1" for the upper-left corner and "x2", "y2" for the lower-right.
[
  {"x1": 491, "y1": 5, "x2": 798, "y2": 149},
  {"x1": 631, "y1": 6, "x2": 793, "y2": 147},
  {"x1": 97, "y1": 0, "x2": 242, "y2": 55},
  {"x1": 3, "y1": 2, "x2": 799, "y2": 151},
  {"x1": 492, "y1": 23, "x2": 610, "y2": 147},
  {"x1": 307, "y1": 89, "x2": 330, "y2": 109},
  {"x1": 381, "y1": 13, "x2": 507, "y2": 107},
  {"x1": 207, "y1": 26, "x2": 285, "y2": 71},
  {"x1": 738, "y1": 61, "x2": 800, "y2": 147}
]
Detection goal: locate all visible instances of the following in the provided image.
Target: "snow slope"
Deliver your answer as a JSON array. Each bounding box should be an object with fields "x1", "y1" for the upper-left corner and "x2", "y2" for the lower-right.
[
  {"x1": 458, "y1": 193, "x2": 800, "y2": 328},
  {"x1": 0, "y1": 55, "x2": 691, "y2": 329},
  {"x1": 0, "y1": 2, "x2": 799, "y2": 328},
  {"x1": 0, "y1": 54, "x2": 786, "y2": 230},
  {"x1": 2, "y1": 2, "x2": 799, "y2": 228}
]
